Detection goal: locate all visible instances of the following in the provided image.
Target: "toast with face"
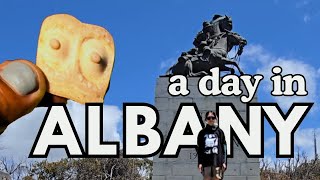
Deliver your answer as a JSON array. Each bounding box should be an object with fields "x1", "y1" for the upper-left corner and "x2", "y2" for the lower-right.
[{"x1": 36, "y1": 14, "x2": 115, "y2": 104}]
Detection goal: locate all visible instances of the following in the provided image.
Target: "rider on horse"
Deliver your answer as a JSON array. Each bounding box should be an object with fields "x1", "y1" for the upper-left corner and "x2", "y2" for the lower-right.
[{"x1": 167, "y1": 15, "x2": 247, "y2": 76}]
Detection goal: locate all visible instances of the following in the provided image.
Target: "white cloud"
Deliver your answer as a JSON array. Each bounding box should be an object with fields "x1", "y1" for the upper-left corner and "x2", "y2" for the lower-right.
[
  {"x1": 0, "y1": 101, "x2": 122, "y2": 162},
  {"x1": 303, "y1": 14, "x2": 311, "y2": 23},
  {"x1": 160, "y1": 57, "x2": 176, "y2": 70},
  {"x1": 242, "y1": 44, "x2": 273, "y2": 65},
  {"x1": 227, "y1": 47, "x2": 238, "y2": 59},
  {"x1": 265, "y1": 137, "x2": 276, "y2": 149},
  {"x1": 295, "y1": 128, "x2": 316, "y2": 147},
  {"x1": 317, "y1": 68, "x2": 320, "y2": 76},
  {"x1": 257, "y1": 59, "x2": 317, "y2": 108},
  {"x1": 273, "y1": 0, "x2": 279, "y2": 5},
  {"x1": 295, "y1": 0, "x2": 320, "y2": 23},
  {"x1": 295, "y1": 128, "x2": 320, "y2": 160},
  {"x1": 296, "y1": 0, "x2": 310, "y2": 8},
  {"x1": 242, "y1": 44, "x2": 319, "y2": 109},
  {"x1": 242, "y1": 44, "x2": 319, "y2": 162},
  {"x1": 263, "y1": 128, "x2": 320, "y2": 163}
]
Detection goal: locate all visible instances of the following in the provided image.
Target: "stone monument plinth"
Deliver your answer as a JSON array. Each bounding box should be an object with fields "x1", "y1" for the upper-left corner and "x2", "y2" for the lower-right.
[{"x1": 152, "y1": 77, "x2": 260, "y2": 180}]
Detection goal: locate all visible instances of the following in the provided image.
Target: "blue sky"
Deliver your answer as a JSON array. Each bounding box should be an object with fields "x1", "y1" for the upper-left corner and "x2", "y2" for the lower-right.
[{"x1": 0, "y1": 0, "x2": 319, "y2": 161}]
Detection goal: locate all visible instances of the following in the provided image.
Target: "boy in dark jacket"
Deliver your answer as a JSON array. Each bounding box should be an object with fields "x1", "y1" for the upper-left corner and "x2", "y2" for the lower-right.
[{"x1": 197, "y1": 111, "x2": 227, "y2": 180}]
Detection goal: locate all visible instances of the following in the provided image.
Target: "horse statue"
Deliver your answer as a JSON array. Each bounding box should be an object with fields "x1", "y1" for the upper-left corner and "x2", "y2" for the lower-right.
[{"x1": 166, "y1": 15, "x2": 247, "y2": 76}]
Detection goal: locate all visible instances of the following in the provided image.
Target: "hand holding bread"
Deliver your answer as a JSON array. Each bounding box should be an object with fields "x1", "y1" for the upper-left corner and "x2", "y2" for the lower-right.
[{"x1": 0, "y1": 14, "x2": 115, "y2": 134}]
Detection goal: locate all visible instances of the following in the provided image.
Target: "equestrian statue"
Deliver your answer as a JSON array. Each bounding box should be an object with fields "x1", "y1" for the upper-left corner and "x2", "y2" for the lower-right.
[{"x1": 166, "y1": 15, "x2": 247, "y2": 76}]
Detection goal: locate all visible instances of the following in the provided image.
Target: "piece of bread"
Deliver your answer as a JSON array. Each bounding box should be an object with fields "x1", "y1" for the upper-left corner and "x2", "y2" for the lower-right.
[{"x1": 36, "y1": 14, "x2": 115, "y2": 104}]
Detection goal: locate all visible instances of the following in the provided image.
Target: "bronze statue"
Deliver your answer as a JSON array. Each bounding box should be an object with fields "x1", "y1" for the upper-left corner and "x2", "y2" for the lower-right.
[{"x1": 167, "y1": 15, "x2": 247, "y2": 76}]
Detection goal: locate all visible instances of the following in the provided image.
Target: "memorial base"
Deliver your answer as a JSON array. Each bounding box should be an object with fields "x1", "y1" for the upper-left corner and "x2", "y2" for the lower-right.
[{"x1": 152, "y1": 77, "x2": 260, "y2": 180}]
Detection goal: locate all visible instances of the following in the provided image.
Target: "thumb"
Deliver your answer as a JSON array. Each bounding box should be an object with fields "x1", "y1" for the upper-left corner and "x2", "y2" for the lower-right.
[{"x1": 0, "y1": 60, "x2": 46, "y2": 134}]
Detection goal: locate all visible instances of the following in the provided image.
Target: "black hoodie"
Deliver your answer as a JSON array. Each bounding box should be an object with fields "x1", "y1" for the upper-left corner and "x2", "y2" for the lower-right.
[{"x1": 197, "y1": 124, "x2": 227, "y2": 167}]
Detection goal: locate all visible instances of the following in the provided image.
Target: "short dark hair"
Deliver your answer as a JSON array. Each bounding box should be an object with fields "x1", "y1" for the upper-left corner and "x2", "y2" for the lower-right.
[{"x1": 205, "y1": 111, "x2": 217, "y2": 120}]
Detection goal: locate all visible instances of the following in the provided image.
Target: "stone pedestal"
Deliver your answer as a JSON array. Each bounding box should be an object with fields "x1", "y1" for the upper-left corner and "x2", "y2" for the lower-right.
[{"x1": 152, "y1": 77, "x2": 260, "y2": 180}]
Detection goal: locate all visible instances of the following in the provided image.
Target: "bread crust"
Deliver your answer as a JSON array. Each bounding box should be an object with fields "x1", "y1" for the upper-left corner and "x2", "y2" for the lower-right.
[{"x1": 36, "y1": 14, "x2": 115, "y2": 104}]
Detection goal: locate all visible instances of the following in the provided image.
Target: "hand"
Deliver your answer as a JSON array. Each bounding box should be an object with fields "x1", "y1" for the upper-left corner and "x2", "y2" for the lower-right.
[
  {"x1": 198, "y1": 164, "x2": 203, "y2": 173},
  {"x1": 37, "y1": 92, "x2": 68, "y2": 107},
  {"x1": 222, "y1": 163, "x2": 227, "y2": 171},
  {"x1": 0, "y1": 60, "x2": 67, "y2": 134}
]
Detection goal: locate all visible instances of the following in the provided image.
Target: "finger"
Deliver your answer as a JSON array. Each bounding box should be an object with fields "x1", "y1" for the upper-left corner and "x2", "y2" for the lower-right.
[
  {"x1": 0, "y1": 60, "x2": 46, "y2": 134},
  {"x1": 37, "y1": 93, "x2": 68, "y2": 107}
]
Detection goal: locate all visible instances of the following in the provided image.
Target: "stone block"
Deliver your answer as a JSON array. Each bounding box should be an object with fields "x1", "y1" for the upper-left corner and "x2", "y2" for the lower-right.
[
  {"x1": 188, "y1": 88, "x2": 207, "y2": 98},
  {"x1": 223, "y1": 176, "x2": 247, "y2": 180},
  {"x1": 246, "y1": 158, "x2": 259, "y2": 163},
  {"x1": 224, "y1": 163, "x2": 241, "y2": 176},
  {"x1": 188, "y1": 77, "x2": 200, "y2": 86},
  {"x1": 153, "y1": 155, "x2": 167, "y2": 163},
  {"x1": 172, "y1": 163, "x2": 200, "y2": 176},
  {"x1": 152, "y1": 176, "x2": 166, "y2": 180},
  {"x1": 188, "y1": 83, "x2": 199, "y2": 94},
  {"x1": 166, "y1": 176, "x2": 193, "y2": 180},
  {"x1": 153, "y1": 162, "x2": 172, "y2": 176},
  {"x1": 192, "y1": 97, "x2": 217, "y2": 110},
  {"x1": 247, "y1": 176, "x2": 260, "y2": 180},
  {"x1": 168, "y1": 98, "x2": 193, "y2": 110},
  {"x1": 228, "y1": 147, "x2": 248, "y2": 163},
  {"x1": 157, "y1": 77, "x2": 170, "y2": 87},
  {"x1": 193, "y1": 175, "x2": 203, "y2": 180},
  {"x1": 240, "y1": 162, "x2": 260, "y2": 176},
  {"x1": 155, "y1": 98, "x2": 170, "y2": 110},
  {"x1": 167, "y1": 149, "x2": 198, "y2": 163},
  {"x1": 155, "y1": 86, "x2": 171, "y2": 98}
]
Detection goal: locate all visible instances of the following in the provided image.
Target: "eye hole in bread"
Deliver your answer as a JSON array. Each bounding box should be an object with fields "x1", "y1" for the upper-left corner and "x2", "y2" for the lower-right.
[{"x1": 79, "y1": 38, "x2": 108, "y2": 83}]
